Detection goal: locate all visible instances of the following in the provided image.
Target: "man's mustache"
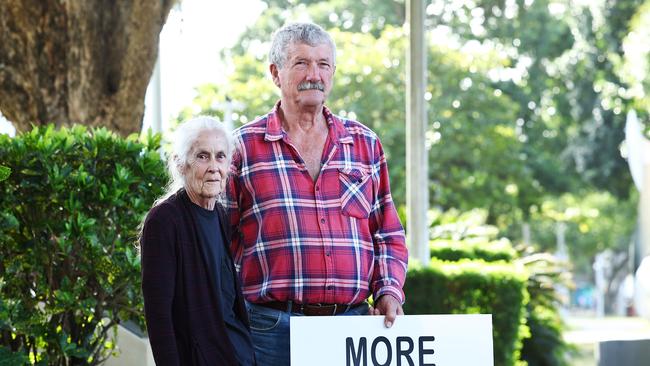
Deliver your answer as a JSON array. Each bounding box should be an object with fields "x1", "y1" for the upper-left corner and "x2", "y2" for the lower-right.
[{"x1": 297, "y1": 82, "x2": 325, "y2": 91}]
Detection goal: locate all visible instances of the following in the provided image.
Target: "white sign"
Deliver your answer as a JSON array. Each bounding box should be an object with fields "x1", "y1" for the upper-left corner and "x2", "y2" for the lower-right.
[{"x1": 290, "y1": 314, "x2": 493, "y2": 366}]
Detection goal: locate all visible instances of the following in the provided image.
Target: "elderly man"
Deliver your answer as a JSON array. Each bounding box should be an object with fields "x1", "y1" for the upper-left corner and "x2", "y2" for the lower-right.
[{"x1": 228, "y1": 22, "x2": 408, "y2": 365}]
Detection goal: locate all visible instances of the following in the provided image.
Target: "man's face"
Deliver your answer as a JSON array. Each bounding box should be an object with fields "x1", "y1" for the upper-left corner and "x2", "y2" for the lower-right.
[{"x1": 271, "y1": 42, "x2": 335, "y2": 110}]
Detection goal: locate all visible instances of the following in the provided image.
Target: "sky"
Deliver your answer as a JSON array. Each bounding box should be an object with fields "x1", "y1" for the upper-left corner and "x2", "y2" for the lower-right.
[
  {"x1": 0, "y1": 0, "x2": 266, "y2": 136},
  {"x1": 143, "y1": 0, "x2": 266, "y2": 132}
]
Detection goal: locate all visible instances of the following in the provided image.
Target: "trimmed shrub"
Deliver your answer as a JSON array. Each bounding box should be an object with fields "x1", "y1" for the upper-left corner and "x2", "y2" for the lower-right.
[
  {"x1": 520, "y1": 304, "x2": 567, "y2": 366},
  {"x1": 422, "y1": 209, "x2": 571, "y2": 365},
  {"x1": 518, "y1": 253, "x2": 573, "y2": 366},
  {"x1": 0, "y1": 165, "x2": 9, "y2": 181},
  {"x1": 0, "y1": 125, "x2": 167, "y2": 365},
  {"x1": 404, "y1": 259, "x2": 529, "y2": 366},
  {"x1": 430, "y1": 237, "x2": 517, "y2": 262}
]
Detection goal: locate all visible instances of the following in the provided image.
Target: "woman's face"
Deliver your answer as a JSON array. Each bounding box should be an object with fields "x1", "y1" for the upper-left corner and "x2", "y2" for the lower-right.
[{"x1": 183, "y1": 130, "x2": 229, "y2": 208}]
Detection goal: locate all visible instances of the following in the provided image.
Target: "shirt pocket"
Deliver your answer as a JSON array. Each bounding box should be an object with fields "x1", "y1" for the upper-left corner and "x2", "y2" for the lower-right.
[{"x1": 338, "y1": 167, "x2": 373, "y2": 219}]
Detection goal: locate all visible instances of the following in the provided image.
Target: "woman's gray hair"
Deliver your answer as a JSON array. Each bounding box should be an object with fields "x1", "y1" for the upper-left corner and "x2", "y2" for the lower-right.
[
  {"x1": 157, "y1": 116, "x2": 234, "y2": 205},
  {"x1": 269, "y1": 22, "x2": 336, "y2": 69}
]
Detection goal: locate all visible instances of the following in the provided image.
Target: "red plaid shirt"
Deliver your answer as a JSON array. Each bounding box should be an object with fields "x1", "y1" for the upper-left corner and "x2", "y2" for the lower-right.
[{"x1": 227, "y1": 102, "x2": 407, "y2": 306}]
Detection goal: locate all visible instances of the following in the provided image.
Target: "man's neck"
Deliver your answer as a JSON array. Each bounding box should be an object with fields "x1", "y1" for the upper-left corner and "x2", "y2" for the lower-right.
[{"x1": 278, "y1": 102, "x2": 326, "y2": 133}]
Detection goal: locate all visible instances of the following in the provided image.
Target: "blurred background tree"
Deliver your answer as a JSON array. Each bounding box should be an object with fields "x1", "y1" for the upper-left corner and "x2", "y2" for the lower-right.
[{"x1": 0, "y1": 0, "x2": 175, "y2": 135}]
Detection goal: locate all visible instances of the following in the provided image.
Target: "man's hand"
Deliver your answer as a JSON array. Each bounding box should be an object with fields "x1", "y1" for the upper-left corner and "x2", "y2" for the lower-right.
[{"x1": 369, "y1": 295, "x2": 404, "y2": 328}]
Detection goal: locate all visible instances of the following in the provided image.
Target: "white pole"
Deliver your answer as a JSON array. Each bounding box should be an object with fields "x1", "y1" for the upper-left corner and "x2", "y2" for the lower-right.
[
  {"x1": 150, "y1": 56, "x2": 163, "y2": 135},
  {"x1": 641, "y1": 164, "x2": 650, "y2": 259},
  {"x1": 555, "y1": 222, "x2": 567, "y2": 260},
  {"x1": 522, "y1": 223, "x2": 531, "y2": 245},
  {"x1": 406, "y1": 0, "x2": 429, "y2": 267},
  {"x1": 223, "y1": 97, "x2": 234, "y2": 132},
  {"x1": 555, "y1": 221, "x2": 569, "y2": 312}
]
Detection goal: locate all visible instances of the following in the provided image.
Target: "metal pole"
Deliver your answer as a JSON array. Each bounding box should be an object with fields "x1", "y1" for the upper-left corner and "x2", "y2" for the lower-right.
[
  {"x1": 641, "y1": 164, "x2": 650, "y2": 259},
  {"x1": 406, "y1": 0, "x2": 429, "y2": 266},
  {"x1": 150, "y1": 56, "x2": 163, "y2": 135},
  {"x1": 224, "y1": 96, "x2": 234, "y2": 132},
  {"x1": 522, "y1": 223, "x2": 531, "y2": 245}
]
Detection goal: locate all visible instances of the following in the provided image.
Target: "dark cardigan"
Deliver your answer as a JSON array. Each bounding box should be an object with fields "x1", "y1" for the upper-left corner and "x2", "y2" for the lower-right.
[{"x1": 141, "y1": 189, "x2": 251, "y2": 366}]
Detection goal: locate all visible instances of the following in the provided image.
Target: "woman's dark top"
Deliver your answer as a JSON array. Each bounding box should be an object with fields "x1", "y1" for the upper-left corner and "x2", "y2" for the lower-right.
[
  {"x1": 191, "y1": 202, "x2": 254, "y2": 366},
  {"x1": 141, "y1": 189, "x2": 254, "y2": 366}
]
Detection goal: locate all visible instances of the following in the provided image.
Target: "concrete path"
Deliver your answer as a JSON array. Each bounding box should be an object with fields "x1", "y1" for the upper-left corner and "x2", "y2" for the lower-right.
[
  {"x1": 564, "y1": 316, "x2": 650, "y2": 344},
  {"x1": 563, "y1": 315, "x2": 650, "y2": 365}
]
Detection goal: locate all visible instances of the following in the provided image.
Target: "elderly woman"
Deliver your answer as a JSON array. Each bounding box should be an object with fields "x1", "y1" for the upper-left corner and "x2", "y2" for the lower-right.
[{"x1": 140, "y1": 117, "x2": 254, "y2": 366}]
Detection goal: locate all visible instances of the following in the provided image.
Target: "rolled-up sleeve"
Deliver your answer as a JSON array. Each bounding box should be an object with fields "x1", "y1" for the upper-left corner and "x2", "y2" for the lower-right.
[{"x1": 368, "y1": 138, "x2": 408, "y2": 303}]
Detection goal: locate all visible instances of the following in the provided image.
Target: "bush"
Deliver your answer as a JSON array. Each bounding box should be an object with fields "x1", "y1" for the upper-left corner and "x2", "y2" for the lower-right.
[
  {"x1": 404, "y1": 259, "x2": 529, "y2": 366},
  {"x1": 413, "y1": 208, "x2": 571, "y2": 365},
  {"x1": 430, "y1": 237, "x2": 517, "y2": 262},
  {"x1": 517, "y1": 252, "x2": 573, "y2": 366},
  {"x1": 0, "y1": 165, "x2": 9, "y2": 182},
  {"x1": 0, "y1": 125, "x2": 167, "y2": 365}
]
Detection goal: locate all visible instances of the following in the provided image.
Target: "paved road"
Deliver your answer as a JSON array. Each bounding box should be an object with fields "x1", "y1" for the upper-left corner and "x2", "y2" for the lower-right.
[
  {"x1": 564, "y1": 316, "x2": 650, "y2": 345},
  {"x1": 563, "y1": 316, "x2": 650, "y2": 365}
]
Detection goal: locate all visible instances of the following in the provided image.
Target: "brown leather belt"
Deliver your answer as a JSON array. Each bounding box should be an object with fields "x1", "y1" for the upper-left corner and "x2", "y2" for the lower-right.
[{"x1": 259, "y1": 301, "x2": 363, "y2": 316}]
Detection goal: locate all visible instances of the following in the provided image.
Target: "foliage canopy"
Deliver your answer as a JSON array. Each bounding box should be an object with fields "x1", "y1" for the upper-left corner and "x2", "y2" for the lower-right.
[{"x1": 0, "y1": 125, "x2": 167, "y2": 365}]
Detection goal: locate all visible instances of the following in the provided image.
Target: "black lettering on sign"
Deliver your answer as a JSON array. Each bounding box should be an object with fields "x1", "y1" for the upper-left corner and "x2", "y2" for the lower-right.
[
  {"x1": 419, "y1": 336, "x2": 436, "y2": 366},
  {"x1": 345, "y1": 335, "x2": 436, "y2": 366},
  {"x1": 346, "y1": 337, "x2": 367, "y2": 366},
  {"x1": 371, "y1": 336, "x2": 392, "y2": 366},
  {"x1": 396, "y1": 336, "x2": 415, "y2": 366}
]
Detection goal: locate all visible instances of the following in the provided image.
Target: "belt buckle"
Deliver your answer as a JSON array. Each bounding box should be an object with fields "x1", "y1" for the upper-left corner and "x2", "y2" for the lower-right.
[{"x1": 304, "y1": 303, "x2": 344, "y2": 316}]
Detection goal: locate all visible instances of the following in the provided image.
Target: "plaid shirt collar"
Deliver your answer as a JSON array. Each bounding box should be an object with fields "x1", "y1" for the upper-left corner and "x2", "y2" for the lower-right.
[{"x1": 264, "y1": 100, "x2": 354, "y2": 145}]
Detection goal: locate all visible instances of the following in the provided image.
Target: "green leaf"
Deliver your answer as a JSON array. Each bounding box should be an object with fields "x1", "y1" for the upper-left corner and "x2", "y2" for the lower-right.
[
  {"x1": 0, "y1": 165, "x2": 10, "y2": 182},
  {"x1": 0, "y1": 346, "x2": 29, "y2": 366}
]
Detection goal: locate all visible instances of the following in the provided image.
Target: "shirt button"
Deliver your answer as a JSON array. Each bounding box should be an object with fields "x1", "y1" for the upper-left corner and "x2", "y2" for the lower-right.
[
  {"x1": 327, "y1": 285, "x2": 333, "y2": 290},
  {"x1": 315, "y1": 186, "x2": 320, "y2": 191},
  {"x1": 320, "y1": 218, "x2": 325, "y2": 224},
  {"x1": 326, "y1": 252, "x2": 331, "y2": 257}
]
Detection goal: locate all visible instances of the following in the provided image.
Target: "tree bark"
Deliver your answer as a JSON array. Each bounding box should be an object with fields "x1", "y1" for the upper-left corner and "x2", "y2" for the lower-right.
[{"x1": 0, "y1": 0, "x2": 175, "y2": 136}]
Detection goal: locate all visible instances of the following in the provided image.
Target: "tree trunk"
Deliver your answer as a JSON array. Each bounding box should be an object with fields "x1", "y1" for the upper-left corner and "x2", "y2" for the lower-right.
[{"x1": 0, "y1": 0, "x2": 175, "y2": 136}]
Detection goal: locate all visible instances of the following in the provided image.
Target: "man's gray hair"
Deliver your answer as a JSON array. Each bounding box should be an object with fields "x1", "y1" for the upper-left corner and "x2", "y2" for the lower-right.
[{"x1": 269, "y1": 22, "x2": 336, "y2": 69}]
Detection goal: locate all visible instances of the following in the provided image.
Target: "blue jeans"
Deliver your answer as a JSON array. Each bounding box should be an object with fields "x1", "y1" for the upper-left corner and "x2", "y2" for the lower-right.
[{"x1": 246, "y1": 301, "x2": 369, "y2": 366}]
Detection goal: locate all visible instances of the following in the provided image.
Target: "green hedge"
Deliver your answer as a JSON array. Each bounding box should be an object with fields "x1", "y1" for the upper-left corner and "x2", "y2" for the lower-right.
[
  {"x1": 404, "y1": 259, "x2": 529, "y2": 366},
  {"x1": 0, "y1": 125, "x2": 167, "y2": 365},
  {"x1": 0, "y1": 165, "x2": 9, "y2": 182},
  {"x1": 518, "y1": 254, "x2": 572, "y2": 366},
  {"x1": 430, "y1": 237, "x2": 517, "y2": 262}
]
